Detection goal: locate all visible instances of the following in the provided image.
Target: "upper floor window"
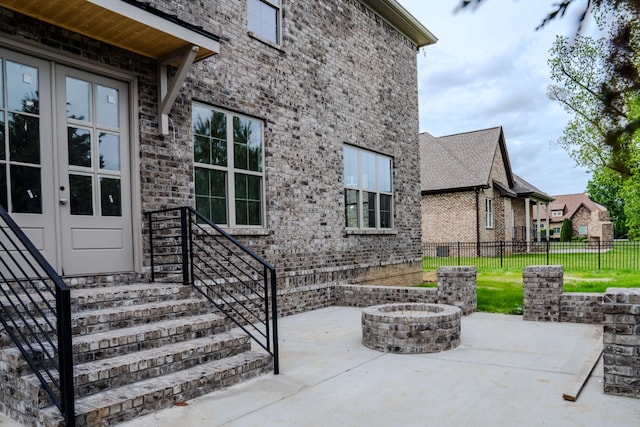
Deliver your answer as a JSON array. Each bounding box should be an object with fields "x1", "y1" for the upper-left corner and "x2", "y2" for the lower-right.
[
  {"x1": 344, "y1": 145, "x2": 393, "y2": 230},
  {"x1": 248, "y1": 0, "x2": 281, "y2": 45},
  {"x1": 193, "y1": 104, "x2": 264, "y2": 227},
  {"x1": 485, "y1": 198, "x2": 493, "y2": 228},
  {"x1": 552, "y1": 210, "x2": 563, "y2": 217}
]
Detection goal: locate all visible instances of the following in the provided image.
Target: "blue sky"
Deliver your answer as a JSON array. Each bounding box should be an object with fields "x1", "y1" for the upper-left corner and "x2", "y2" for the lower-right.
[{"x1": 398, "y1": 0, "x2": 598, "y2": 195}]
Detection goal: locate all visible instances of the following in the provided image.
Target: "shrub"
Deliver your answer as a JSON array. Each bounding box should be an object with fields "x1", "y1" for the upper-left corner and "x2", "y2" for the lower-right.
[{"x1": 560, "y1": 218, "x2": 573, "y2": 242}]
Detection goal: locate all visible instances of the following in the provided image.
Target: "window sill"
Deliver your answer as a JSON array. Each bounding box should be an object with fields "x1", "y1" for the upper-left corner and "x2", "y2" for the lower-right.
[
  {"x1": 194, "y1": 225, "x2": 270, "y2": 237},
  {"x1": 248, "y1": 32, "x2": 284, "y2": 52},
  {"x1": 344, "y1": 229, "x2": 398, "y2": 236}
]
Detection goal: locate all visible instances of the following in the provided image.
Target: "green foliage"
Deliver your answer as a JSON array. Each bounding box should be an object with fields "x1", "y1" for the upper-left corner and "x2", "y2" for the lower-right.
[
  {"x1": 560, "y1": 218, "x2": 573, "y2": 242},
  {"x1": 588, "y1": 168, "x2": 628, "y2": 237}
]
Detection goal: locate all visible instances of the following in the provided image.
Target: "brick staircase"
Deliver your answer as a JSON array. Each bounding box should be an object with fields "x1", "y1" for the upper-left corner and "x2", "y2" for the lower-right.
[{"x1": 0, "y1": 281, "x2": 274, "y2": 427}]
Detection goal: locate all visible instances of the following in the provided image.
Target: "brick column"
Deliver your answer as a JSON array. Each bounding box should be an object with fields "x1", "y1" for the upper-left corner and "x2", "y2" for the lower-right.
[
  {"x1": 603, "y1": 288, "x2": 640, "y2": 398},
  {"x1": 523, "y1": 265, "x2": 563, "y2": 321},
  {"x1": 436, "y1": 266, "x2": 477, "y2": 315}
]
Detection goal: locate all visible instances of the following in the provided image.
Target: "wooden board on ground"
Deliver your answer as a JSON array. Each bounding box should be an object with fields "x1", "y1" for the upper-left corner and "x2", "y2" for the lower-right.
[{"x1": 562, "y1": 334, "x2": 603, "y2": 402}]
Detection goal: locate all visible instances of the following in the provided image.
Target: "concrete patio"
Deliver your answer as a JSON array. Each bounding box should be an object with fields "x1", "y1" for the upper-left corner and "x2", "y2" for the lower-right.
[{"x1": 2, "y1": 306, "x2": 639, "y2": 426}]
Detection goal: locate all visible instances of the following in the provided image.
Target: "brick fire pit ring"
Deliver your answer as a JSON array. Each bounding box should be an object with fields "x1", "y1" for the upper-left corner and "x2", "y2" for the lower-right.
[{"x1": 362, "y1": 303, "x2": 461, "y2": 354}]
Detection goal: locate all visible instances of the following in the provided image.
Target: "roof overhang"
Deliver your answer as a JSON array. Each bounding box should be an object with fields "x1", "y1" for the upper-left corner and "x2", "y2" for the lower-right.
[
  {"x1": 422, "y1": 185, "x2": 490, "y2": 196},
  {"x1": 362, "y1": 0, "x2": 437, "y2": 48},
  {"x1": 0, "y1": 0, "x2": 220, "y2": 63}
]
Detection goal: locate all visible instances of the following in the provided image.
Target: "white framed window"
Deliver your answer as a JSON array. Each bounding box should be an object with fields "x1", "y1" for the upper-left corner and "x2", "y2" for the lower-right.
[
  {"x1": 485, "y1": 198, "x2": 493, "y2": 228},
  {"x1": 248, "y1": 0, "x2": 281, "y2": 45},
  {"x1": 343, "y1": 145, "x2": 393, "y2": 229},
  {"x1": 552, "y1": 227, "x2": 561, "y2": 235},
  {"x1": 578, "y1": 225, "x2": 588, "y2": 235},
  {"x1": 193, "y1": 104, "x2": 264, "y2": 227},
  {"x1": 552, "y1": 210, "x2": 563, "y2": 217}
]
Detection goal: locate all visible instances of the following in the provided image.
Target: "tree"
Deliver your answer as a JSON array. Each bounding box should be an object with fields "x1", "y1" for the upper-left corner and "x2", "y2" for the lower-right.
[
  {"x1": 458, "y1": 0, "x2": 640, "y2": 172},
  {"x1": 587, "y1": 168, "x2": 628, "y2": 237},
  {"x1": 560, "y1": 218, "x2": 573, "y2": 242}
]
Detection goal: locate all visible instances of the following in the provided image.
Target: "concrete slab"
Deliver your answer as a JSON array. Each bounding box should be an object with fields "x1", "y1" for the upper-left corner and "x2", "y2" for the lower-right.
[
  {"x1": 2, "y1": 307, "x2": 639, "y2": 426},
  {"x1": 116, "y1": 307, "x2": 640, "y2": 427}
]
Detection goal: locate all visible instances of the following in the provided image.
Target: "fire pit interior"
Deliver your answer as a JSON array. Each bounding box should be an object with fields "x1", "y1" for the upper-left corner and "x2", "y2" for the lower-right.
[{"x1": 362, "y1": 303, "x2": 461, "y2": 354}]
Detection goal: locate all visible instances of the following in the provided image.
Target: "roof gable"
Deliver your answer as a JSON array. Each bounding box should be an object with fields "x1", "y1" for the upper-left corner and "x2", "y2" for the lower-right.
[{"x1": 419, "y1": 127, "x2": 512, "y2": 193}]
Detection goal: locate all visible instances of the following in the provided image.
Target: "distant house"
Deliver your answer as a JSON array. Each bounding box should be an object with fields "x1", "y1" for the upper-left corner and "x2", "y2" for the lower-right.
[
  {"x1": 419, "y1": 127, "x2": 553, "y2": 248},
  {"x1": 534, "y1": 193, "x2": 614, "y2": 243}
]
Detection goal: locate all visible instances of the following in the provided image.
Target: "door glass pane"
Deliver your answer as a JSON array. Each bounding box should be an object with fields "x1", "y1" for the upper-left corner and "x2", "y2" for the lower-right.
[
  {"x1": 68, "y1": 127, "x2": 92, "y2": 167},
  {"x1": 100, "y1": 177, "x2": 121, "y2": 216},
  {"x1": 0, "y1": 166, "x2": 7, "y2": 210},
  {"x1": 66, "y1": 77, "x2": 91, "y2": 121},
  {"x1": 96, "y1": 85, "x2": 118, "y2": 128},
  {"x1": 10, "y1": 165, "x2": 41, "y2": 213},
  {"x1": 6, "y1": 61, "x2": 38, "y2": 114},
  {"x1": 0, "y1": 111, "x2": 5, "y2": 160},
  {"x1": 8, "y1": 113, "x2": 40, "y2": 164},
  {"x1": 98, "y1": 132, "x2": 120, "y2": 171},
  {"x1": 69, "y1": 174, "x2": 93, "y2": 215}
]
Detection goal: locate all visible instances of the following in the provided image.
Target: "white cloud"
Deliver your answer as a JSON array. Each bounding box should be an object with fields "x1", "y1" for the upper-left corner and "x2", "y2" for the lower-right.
[{"x1": 401, "y1": 0, "x2": 595, "y2": 194}]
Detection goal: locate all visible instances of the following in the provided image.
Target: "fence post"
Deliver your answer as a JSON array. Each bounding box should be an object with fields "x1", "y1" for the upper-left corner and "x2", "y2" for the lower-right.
[
  {"x1": 598, "y1": 239, "x2": 601, "y2": 270},
  {"x1": 180, "y1": 207, "x2": 190, "y2": 286},
  {"x1": 457, "y1": 242, "x2": 461, "y2": 266},
  {"x1": 546, "y1": 238, "x2": 550, "y2": 265},
  {"x1": 500, "y1": 241, "x2": 503, "y2": 268}
]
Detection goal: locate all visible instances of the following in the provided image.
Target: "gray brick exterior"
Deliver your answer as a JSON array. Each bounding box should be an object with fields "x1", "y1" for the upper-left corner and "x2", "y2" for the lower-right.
[{"x1": 0, "y1": 0, "x2": 426, "y2": 289}]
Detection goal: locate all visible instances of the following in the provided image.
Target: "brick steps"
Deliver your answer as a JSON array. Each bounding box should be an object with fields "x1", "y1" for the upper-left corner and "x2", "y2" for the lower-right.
[
  {"x1": 1, "y1": 298, "x2": 212, "y2": 348},
  {"x1": 39, "y1": 351, "x2": 272, "y2": 427},
  {"x1": 0, "y1": 282, "x2": 274, "y2": 426}
]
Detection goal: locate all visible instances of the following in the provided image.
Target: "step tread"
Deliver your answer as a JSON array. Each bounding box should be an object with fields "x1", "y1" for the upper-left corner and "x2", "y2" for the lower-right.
[{"x1": 39, "y1": 351, "x2": 273, "y2": 425}]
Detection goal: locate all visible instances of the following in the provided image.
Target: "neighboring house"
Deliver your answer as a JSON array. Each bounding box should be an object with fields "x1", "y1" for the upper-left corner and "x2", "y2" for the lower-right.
[
  {"x1": 533, "y1": 193, "x2": 614, "y2": 243},
  {"x1": 0, "y1": 0, "x2": 435, "y2": 286},
  {"x1": 419, "y1": 127, "x2": 553, "y2": 249}
]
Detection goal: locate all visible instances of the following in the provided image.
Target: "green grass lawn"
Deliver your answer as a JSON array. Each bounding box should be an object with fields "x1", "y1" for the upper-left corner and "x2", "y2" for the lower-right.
[{"x1": 421, "y1": 267, "x2": 640, "y2": 314}]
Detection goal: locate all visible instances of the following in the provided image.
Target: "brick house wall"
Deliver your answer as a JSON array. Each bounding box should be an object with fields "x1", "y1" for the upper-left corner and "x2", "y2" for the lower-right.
[
  {"x1": 0, "y1": 0, "x2": 426, "y2": 288},
  {"x1": 421, "y1": 192, "x2": 478, "y2": 242}
]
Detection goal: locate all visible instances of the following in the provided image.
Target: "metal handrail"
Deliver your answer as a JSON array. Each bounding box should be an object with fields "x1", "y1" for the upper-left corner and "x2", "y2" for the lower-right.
[
  {"x1": 0, "y1": 206, "x2": 75, "y2": 427},
  {"x1": 145, "y1": 206, "x2": 279, "y2": 374}
]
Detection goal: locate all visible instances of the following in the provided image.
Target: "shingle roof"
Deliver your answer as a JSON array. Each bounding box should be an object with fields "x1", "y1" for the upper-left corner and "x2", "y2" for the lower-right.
[
  {"x1": 534, "y1": 193, "x2": 607, "y2": 221},
  {"x1": 419, "y1": 127, "x2": 507, "y2": 193},
  {"x1": 513, "y1": 174, "x2": 554, "y2": 202}
]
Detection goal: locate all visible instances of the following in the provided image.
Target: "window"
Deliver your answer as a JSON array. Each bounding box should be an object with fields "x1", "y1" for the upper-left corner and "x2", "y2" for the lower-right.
[
  {"x1": 343, "y1": 145, "x2": 392, "y2": 229},
  {"x1": 248, "y1": 0, "x2": 281, "y2": 45},
  {"x1": 552, "y1": 227, "x2": 561, "y2": 235},
  {"x1": 578, "y1": 225, "x2": 588, "y2": 235},
  {"x1": 552, "y1": 210, "x2": 563, "y2": 217},
  {"x1": 485, "y1": 198, "x2": 493, "y2": 228},
  {"x1": 193, "y1": 104, "x2": 264, "y2": 227}
]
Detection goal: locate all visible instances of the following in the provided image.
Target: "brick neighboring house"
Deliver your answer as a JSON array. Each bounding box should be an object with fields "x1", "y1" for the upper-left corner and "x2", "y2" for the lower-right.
[
  {"x1": 534, "y1": 193, "x2": 614, "y2": 243},
  {"x1": 419, "y1": 127, "x2": 553, "y2": 249},
  {"x1": 0, "y1": 0, "x2": 436, "y2": 287}
]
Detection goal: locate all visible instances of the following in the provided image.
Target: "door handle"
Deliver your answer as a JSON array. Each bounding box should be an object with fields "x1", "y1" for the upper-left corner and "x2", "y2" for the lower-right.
[{"x1": 59, "y1": 198, "x2": 68, "y2": 205}]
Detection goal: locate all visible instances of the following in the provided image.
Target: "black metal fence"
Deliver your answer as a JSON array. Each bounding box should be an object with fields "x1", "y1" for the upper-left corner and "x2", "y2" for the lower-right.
[{"x1": 423, "y1": 240, "x2": 640, "y2": 271}]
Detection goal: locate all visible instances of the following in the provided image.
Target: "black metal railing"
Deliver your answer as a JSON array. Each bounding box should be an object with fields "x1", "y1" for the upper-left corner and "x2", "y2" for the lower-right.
[
  {"x1": 0, "y1": 206, "x2": 75, "y2": 426},
  {"x1": 423, "y1": 240, "x2": 640, "y2": 271},
  {"x1": 145, "y1": 206, "x2": 279, "y2": 374}
]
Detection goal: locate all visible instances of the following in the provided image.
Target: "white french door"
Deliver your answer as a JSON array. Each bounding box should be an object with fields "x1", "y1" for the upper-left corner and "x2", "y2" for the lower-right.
[{"x1": 0, "y1": 48, "x2": 133, "y2": 275}]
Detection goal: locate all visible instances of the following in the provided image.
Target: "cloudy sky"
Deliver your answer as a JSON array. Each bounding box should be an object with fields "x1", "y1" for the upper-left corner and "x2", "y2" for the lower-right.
[{"x1": 397, "y1": 0, "x2": 599, "y2": 196}]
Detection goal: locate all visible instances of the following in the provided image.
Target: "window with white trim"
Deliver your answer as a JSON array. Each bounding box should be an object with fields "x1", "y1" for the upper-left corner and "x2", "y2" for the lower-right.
[
  {"x1": 343, "y1": 145, "x2": 392, "y2": 229},
  {"x1": 485, "y1": 198, "x2": 493, "y2": 228},
  {"x1": 578, "y1": 225, "x2": 588, "y2": 235},
  {"x1": 552, "y1": 210, "x2": 563, "y2": 217},
  {"x1": 248, "y1": 0, "x2": 281, "y2": 45},
  {"x1": 193, "y1": 104, "x2": 264, "y2": 227}
]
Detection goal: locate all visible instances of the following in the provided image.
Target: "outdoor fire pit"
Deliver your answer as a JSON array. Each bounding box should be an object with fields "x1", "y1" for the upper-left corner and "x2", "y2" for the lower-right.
[{"x1": 361, "y1": 303, "x2": 461, "y2": 354}]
